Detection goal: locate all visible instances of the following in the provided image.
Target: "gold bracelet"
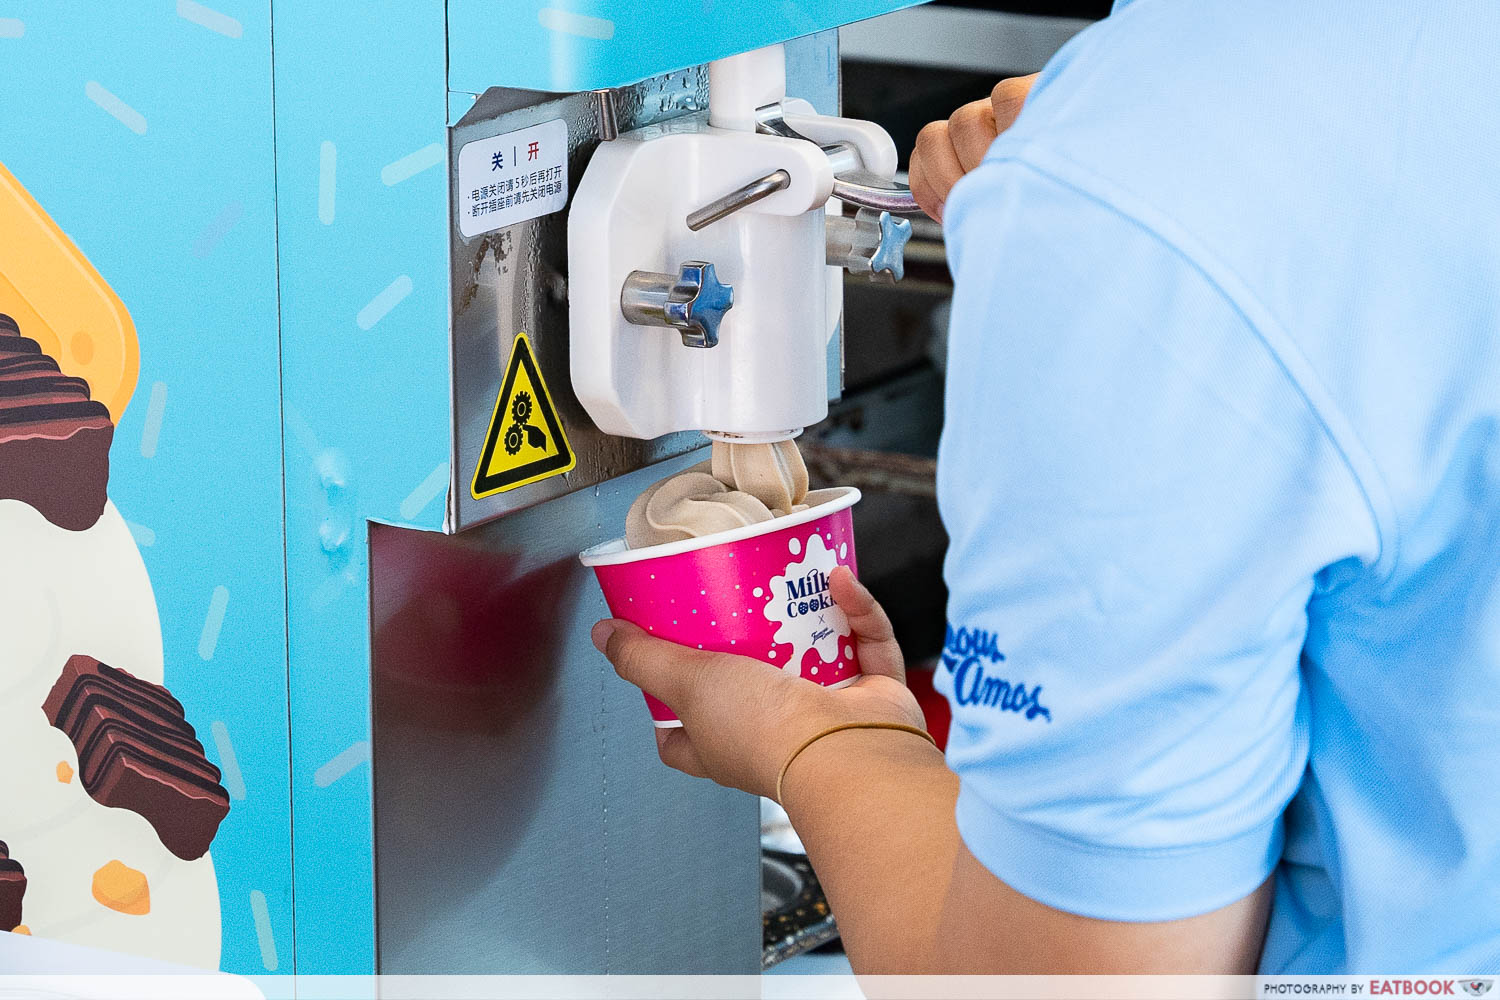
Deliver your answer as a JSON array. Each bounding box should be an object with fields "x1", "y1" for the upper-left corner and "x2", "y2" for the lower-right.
[{"x1": 774, "y1": 721, "x2": 938, "y2": 805}]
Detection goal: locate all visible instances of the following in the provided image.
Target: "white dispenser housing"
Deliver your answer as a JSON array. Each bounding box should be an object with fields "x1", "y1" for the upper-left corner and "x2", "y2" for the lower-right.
[{"x1": 568, "y1": 44, "x2": 911, "y2": 443}]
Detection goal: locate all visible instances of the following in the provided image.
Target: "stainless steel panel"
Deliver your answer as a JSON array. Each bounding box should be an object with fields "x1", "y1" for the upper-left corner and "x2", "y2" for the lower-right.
[
  {"x1": 372, "y1": 450, "x2": 761, "y2": 973},
  {"x1": 448, "y1": 31, "x2": 840, "y2": 533},
  {"x1": 448, "y1": 75, "x2": 709, "y2": 533}
]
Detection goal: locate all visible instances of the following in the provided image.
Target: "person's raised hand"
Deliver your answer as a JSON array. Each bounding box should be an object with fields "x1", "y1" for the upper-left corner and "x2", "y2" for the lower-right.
[
  {"x1": 591, "y1": 566, "x2": 926, "y2": 801},
  {"x1": 909, "y1": 74, "x2": 1038, "y2": 223}
]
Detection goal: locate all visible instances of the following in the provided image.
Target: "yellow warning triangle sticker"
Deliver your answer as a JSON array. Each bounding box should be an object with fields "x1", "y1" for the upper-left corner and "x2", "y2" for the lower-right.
[{"x1": 471, "y1": 332, "x2": 576, "y2": 498}]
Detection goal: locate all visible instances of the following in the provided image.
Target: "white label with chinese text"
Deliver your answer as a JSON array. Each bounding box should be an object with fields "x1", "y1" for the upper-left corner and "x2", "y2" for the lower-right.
[{"x1": 457, "y1": 118, "x2": 569, "y2": 238}]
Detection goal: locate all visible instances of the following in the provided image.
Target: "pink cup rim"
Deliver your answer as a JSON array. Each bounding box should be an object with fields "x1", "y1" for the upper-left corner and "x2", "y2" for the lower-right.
[{"x1": 579, "y1": 486, "x2": 861, "y2": 568}]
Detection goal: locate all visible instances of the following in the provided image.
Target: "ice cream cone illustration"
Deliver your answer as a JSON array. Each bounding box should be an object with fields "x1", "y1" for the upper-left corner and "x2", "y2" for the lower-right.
[
  {"x1": 0, "y1": 161, "x2": 138, "y2": 423},
  {"x1": 0, "y1": 161, "x2": 224, "y2": 968}
]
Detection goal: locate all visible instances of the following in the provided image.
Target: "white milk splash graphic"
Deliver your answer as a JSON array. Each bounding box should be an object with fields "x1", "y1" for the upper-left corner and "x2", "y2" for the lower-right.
[{"x1": 762, "y1": 533, "x2": 850, "y2": 672}]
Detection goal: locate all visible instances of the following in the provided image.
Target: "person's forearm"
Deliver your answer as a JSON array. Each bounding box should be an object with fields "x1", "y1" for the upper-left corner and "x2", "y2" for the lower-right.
[
  {"x1": 777, "y1": 727, "x2": 1275, "y2": 974},
  {"x1": 778, "y1": 727, "x2": 960, "y2": 973},
  {"x1": 600, "y1": 576, "x2": 1275, "y2": 972}
]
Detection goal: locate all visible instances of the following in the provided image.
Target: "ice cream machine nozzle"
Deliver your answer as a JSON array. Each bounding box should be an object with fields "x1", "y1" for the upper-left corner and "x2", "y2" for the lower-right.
[{"x1": 568, "y1": 42, "x2": 919, "y2": 444}]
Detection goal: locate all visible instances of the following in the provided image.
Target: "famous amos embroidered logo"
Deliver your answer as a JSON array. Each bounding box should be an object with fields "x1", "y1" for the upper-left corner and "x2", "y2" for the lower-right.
[{"x1": 942, "y1": 624, "x2": 1051, "y2": 722}]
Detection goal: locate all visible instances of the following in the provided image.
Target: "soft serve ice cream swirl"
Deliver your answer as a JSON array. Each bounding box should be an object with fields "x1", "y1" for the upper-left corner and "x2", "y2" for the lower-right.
[{"x1": 625, "y1": 440, "x2": 839, "y2": 549}]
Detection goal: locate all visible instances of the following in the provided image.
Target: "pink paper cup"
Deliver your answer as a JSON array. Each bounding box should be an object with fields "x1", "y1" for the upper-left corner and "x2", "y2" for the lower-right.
[{"x1": 581, "y1": 487, "x2": 863, "y2": 727}]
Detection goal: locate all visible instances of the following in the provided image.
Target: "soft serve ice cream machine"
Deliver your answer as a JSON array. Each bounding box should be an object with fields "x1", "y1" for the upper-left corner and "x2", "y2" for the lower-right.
[
  {"x1": 569, "y1": 43, "x2": 913, "y2": 444},
  {"x1": 0, "y1": 0, "x2": 920, "y2": 978},
  {"x1": 398, "y1": 33, "x2": 919, "y2": 974}
]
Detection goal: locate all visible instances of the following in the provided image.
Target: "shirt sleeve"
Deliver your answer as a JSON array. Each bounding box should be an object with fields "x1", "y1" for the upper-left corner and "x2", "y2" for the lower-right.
[{"x1": 934, "y1": 155, "x2": 1377, "y2": 921}]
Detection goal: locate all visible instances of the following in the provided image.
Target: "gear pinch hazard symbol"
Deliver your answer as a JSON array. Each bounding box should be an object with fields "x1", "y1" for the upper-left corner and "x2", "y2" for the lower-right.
[{"x1": 471, "y1": 332, "x2": 576, "y2": 498}]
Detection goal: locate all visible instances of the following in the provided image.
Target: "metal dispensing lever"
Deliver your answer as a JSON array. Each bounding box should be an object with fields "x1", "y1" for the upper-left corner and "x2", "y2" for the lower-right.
[
  {"x1": 755, "y1": 104, "x2": 923, "y2": 216},
  {"x1": 683, "y1": 103, "x2": 923, "y2": 232},
  {"x1": 828, "y1": 169, "x2": 922, "y2": 216},
  {"x1": 686, "y1": 170, "x2": 791, "y2": 232}
]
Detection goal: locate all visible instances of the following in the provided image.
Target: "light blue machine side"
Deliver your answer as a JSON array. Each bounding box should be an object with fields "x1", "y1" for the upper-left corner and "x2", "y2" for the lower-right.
[
  {"x1": 0, "y1": 1, "x2": 291, "y2": 976},
  {"x1": 270, "y1": 0, "x2": 453, "y2": 976},
  {"x1": 447, "y1": 0, "x2": 925, "y2": 94}
]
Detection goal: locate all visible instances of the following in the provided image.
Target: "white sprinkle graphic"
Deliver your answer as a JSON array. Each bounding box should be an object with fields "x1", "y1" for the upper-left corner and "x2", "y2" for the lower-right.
[
  {"x1": 314, "y1": 740, "x2": 371, "y2": 788},
  {"x1": 209, "y1": 721, "x2": 247, "y2": 800},
  {"x1": 752, "y1": 587, "x2": 763, "y2": 598},
  {"x1": 85, "y1": 81, "x2": 146, "y2": 135},
  {"x1": 126, "y1": 522, "x2": 156, "y2": 547},
  {"x1": 249, "y1": 890, "x2": 278, "y2": 971},
  {"x1": 139, "y1": 381, "x2": 167, "y2": 457},
  {"x1": 317, "y1": 141, "x2": 337, "y2": 224},
  {"x1": 400, "y1": 461, "x2": 449, "y2": 520},
  {"x1": 283, "y1": 404, "x2": 320, "y2": 457},
  {"x1": 381, "y1": 142, "x2": 444, "y2": 186},
  {"x1": 0, "y1": 18, "x2": 24, "y2": 38},
  {"x1": 844, "y1": 645, "x2": 855, "y2": 660},
  {"x1": 839, "y1": 542, "x2": 848, "y2": 559},
  {"x1": 788, "y1": 537, "x2": 801, "y2": 555},
  {"x1": 198, "y1": 585, "x2": 230, "y2": 660},
  {"x1": 193, "y1": 201, "x2": 243, "y2": 258},
  {"x1": 538, "y1": 7, "x2": 615, "y2": 39},
  {"x1": 177, "y1": 0, "x2": 242, "y2": 38},
  {"x1": 356, "y1": 275, "x2": 412, "y2": 331}
]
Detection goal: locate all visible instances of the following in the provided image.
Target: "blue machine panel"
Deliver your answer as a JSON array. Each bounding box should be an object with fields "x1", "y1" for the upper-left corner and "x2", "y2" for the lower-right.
[
  {"x1": 0, "y1": 0, "x2": 290, "y2": 976},
  {"x1": 271, "y1": 0, "x2": 454, "y2": 975},
  {"x1": 448, "y1": 0, "x2": 924, "y2": 93}
]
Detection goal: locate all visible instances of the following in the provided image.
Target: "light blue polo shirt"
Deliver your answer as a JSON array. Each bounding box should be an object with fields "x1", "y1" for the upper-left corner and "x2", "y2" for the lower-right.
[{"x1": 934, "y1": 0, "x2": 1500, "y2": 973}]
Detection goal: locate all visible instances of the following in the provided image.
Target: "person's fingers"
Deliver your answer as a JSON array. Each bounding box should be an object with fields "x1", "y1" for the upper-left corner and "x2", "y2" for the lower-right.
[
  {"x1": 594, "y1": 619, "x2": 713, "y2": 713},
  {"x1": 655, "y1": 727, "x2": 708, "y2": 779},
  {"x1": 592, "y1": 618, "x2": 621, "y2": 655},
  {"x1": 990, "y1": 73, "x2": 1038, "y2": 133},
  {"x1": 908, "y1": 145, "x2": 941, "y2": 223},
  {"x1": 828, "y1": 567, "x2": 905, "y2": 683},
  {"x1": 910, "y1": 76, "x2": 1037, "y2": 223},
  {"x1": 829, "y1": 568, "x2": 896, "y2": 643},
  {"x1": 909, "y1": 120, "x2": 965, "y2": 222},
  {"x1": 947, "y1": 98, "x2": 998, "y2": 173}
]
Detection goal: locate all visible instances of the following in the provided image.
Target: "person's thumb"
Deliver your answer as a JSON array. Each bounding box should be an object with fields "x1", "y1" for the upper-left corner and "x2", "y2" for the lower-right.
[
  {"x1": 592, "y1": 618, "x2": 716, "y2": 714},
  {"x1": 828, "y1": 567, "x2": 906, "y2": 683}
]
